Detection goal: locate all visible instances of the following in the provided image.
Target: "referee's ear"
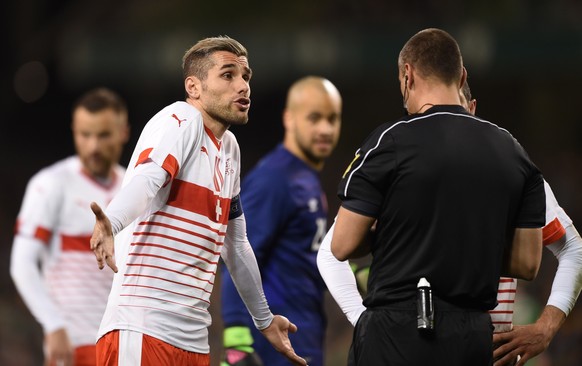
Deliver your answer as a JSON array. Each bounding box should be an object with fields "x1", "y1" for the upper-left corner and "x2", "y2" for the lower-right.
[{"x1": 459, "y1": 66, "x2": 468, "y2": 90}]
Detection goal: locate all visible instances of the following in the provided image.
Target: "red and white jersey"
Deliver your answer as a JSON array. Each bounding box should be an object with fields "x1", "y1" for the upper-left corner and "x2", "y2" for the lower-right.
[
  {"x1": 99, "y1": 101, "x2": 241, "y2": 353},
  {"x1": 15, "y1": 156, "x2": 123, "y2": 346},
  {"x1": 490, "y1": 180, "x2": 571, "y2": 333}
]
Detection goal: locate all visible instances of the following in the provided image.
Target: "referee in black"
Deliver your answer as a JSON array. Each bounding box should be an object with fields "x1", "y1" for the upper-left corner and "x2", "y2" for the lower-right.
[{"x1": 329, "y1": 28, "x2": 545, "y2": 365}]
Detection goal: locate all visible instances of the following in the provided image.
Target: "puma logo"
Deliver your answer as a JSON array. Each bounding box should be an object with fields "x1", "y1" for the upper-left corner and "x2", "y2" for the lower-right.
[{"x1": 171, "y1": 114, "x2": 186, "y2": 127}]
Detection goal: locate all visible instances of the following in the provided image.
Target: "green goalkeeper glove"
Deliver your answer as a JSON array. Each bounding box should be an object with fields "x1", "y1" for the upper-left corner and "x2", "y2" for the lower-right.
[
  {"x1": 220, "y1": 326, "x2": 263, "y2": 366},
  {"x1": 351, "y1": 263, "x2": 370, "y2": 296}
]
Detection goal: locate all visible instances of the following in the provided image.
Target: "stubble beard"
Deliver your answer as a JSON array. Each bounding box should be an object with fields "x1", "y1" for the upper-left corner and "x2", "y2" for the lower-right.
[
  {"x1": 82, "y1": 154, "x2": 112, "y2": 179},
  {"x1": 297, "y1": 138, "x2": 327, "y2": 167},
  {"x1": 204, "y1": 89, "x2": 249, "y2": 126}
]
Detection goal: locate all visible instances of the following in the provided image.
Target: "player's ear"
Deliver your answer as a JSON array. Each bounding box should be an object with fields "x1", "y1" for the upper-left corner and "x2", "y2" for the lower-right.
[
  {"x1": 185, "y1": 76, "x2": 201, "y2": 99},
  {"x1": 282, "y1": 109, "x2": 293, "y2": 131},
  {"x1": 469, "y1": 99, "x2": 477, "y2": 115}
]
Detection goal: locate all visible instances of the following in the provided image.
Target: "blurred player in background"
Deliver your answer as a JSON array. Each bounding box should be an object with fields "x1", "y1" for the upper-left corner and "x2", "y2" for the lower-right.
[
  {"x1": 10, "y1": 87, "x2": 129, "y2": 366},
  {"x1": 460, "y1": 81, "x2": 582, "y2": 366},
  {"x1": 220, "y1": 76, "x2": 342, "y2": 366}
]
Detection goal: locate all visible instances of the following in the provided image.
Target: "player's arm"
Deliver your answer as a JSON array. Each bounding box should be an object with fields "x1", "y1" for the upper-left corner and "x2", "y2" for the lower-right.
[
  {"x1": 10, "y1": 235, "x2": 74, "y2": 366},
  {"x1": 90, "y1": 161, "x2": 167, "y2": 272},
  {"x1": 494, "y1": 223, "x2": 582, "y2": 366},
  {"x1": 501, "y1": 228, "x2": 542, "y2": 280},
  {"x1": 317, "y1": 221, "x2": 366, "y2": 326},
  {"x1": 502, "y1": 156, "x2": 545, "y2": 281},
  {"x1": 220, "y1": 192, "x2": 266, "y2": 366},
  {"x1": 220, "y1": 172, "x2": 290, "y2": 365},
  {"x1": 331, "y1": 206, "x2": 375, "y2": 261},
  {"x1": 10, "y1": 174, "x2": 74, "y2": 366},
  {"x1": 221, "y1": 214, "x2": 306, "y2": 366}
]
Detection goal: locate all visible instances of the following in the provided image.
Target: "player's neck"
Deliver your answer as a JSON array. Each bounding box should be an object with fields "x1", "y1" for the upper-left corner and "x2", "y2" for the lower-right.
[
  {"x1": 81, "y1": 167, "x2": 115, "y2": 188},
  {"x1": 187, "y1": 98, "x2": 228, "y2": 139},
  {"x1": 199, "y1": 116, "x2": 228, "y2": 143},
  {"x1": 283, "y1": 141, "x2": 324, "y2": 171}
]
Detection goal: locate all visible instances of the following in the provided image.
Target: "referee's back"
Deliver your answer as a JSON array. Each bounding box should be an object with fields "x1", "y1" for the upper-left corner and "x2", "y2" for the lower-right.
[{"x1": 343, "y1": 105, "x2": 543, "y2": 310}]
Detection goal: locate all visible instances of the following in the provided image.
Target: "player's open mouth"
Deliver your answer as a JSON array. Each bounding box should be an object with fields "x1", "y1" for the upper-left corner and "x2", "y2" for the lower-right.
[{"x1": 234, "y1": 98, "x2": 250, "y2": 110}]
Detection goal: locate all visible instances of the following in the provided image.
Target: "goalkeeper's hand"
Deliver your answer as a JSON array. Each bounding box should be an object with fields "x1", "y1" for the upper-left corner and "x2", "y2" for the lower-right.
[
  {"x1": 221, "y1": 326, "x2": 264, "y2": 366},
  {"x1": 351, "y1": 263, "x2": 370, "y2": 296}
]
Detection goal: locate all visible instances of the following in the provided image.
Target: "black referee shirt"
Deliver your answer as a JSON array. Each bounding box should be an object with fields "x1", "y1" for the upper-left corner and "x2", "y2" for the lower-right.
[{"x1": 338, "y1": 105, "x2": 545, "y2": 310}]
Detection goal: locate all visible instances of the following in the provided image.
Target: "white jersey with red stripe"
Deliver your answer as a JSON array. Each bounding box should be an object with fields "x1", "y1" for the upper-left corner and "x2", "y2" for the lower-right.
[
  {"x1": 14, "y1": 156, "x2": 123, "y2": 346},
  {"x1": 490, "y1": 180, "x2": 572, "y2": 333},
  {"x1": 98, "y1": 101, "x2": 241, "y2": 354}
]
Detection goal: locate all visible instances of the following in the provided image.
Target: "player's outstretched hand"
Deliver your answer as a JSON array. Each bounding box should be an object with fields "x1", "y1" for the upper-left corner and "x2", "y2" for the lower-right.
[
  {"x1": 90, "y1": 202, "x2": 118, "y2": 273},
  {"x1": 260, "y1": 315, "x2": 307, "y2": 366}
]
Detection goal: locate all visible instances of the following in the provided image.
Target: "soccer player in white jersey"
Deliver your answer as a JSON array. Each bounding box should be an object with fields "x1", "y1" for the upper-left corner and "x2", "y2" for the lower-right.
[
  {"x1": 10, "y1": 88, "x2": 130, "y2": 366},
  {"x1": 460, "y1": 81, "x2": 582, "y2": 365},
  {"x1": 89, "y1": 36, "x2": 307, "y2": 366}
]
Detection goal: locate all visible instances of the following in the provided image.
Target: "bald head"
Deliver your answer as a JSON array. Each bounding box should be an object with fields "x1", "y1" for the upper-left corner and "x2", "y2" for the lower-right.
[
  {"x1": 283, "y1": 76, "x2": 342, "y2": 171},
  {"x1": 286, "y1": 76, "x2": 342, "y2": 111}
]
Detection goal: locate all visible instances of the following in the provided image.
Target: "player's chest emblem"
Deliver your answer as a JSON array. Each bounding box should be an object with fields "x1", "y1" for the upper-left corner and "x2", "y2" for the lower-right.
[{"x1": 308, "y1": 198, "x2": 319, "y2": 213}]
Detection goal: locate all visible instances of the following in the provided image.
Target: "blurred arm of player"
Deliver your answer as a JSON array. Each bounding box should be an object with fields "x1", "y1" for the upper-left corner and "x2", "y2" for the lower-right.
[
  {"x1": 10, "y1": 176, "x2": 74, "y2": 366},
  {"x1": 90, "y1": 162, "x2": 167, "y2": 272},
  {"x1": 494, "y1": 183, "x2": 582, "y2": 366},
  {"x1": 317, "y1": 221, "x2": 367, "y2": 326},
  {"x1": 221, "y1": 213, "x2": 307, "y2": 366},
  {"x1": 11, "y1": 238, "x2": 74, "y2": 366}
]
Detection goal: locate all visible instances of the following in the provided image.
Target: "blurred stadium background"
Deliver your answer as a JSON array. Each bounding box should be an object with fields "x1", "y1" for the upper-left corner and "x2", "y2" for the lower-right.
[{"x1": 1, "y1": 0, "x2": 581, "y2": 365}]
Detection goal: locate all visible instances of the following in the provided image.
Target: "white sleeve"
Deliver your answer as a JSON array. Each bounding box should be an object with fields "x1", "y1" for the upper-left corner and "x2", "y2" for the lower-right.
[
  {"x1": 10, "y1": 235, "x2": 66, "y2": 334},
  {"x1": 317, "y1": 222, "x2": 366, "y2": 326},
  {"x1": 221, "y1": 214, "x2": 274, "y2": 330},
  {"x1": 105, "y1": 162, "x2": 168, "y2": 235},
  {"x1": 545, "y1": 223, "x2": 582, "y2": 315}
]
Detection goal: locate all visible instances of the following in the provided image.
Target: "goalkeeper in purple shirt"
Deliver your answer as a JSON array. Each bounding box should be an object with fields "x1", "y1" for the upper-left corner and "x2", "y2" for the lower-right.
[{"x1": 221, "y1": 76, "x2": 343, "y2": 366}]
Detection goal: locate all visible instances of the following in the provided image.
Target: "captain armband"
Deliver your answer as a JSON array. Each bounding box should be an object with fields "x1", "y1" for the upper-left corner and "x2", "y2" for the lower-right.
[{"x1": 228, "y1": 194, "x2": 243, "y2": 220}]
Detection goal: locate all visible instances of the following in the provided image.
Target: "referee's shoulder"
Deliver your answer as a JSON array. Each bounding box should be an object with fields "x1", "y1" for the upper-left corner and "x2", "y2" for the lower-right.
[
  {"x1": 469, "y1": 114, "x2": 515, "y2": 139},
  {"x1": 364, "y1": 115, "x2": 411, "y2": 139}
]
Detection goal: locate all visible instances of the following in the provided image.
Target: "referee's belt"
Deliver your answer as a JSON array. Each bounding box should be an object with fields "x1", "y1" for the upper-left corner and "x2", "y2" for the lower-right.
[{"x1": 369, "y1": 297, "x2": 487, "y2": 313}]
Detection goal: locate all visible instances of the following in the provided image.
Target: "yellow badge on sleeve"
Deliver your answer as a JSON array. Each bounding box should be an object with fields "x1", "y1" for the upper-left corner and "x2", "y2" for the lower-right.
[{"x1": 342, "y1": 153, "x2": 360, "y2": 179}]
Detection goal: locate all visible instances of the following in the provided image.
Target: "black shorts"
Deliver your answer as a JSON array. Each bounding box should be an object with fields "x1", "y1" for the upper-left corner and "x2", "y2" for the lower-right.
[{"x1": 348, "y1": 300, "x2": 494, "y2": 366}]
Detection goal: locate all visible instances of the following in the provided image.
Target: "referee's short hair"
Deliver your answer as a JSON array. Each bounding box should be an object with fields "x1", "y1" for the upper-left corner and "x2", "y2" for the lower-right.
[{"x1": 398, "y1": 28, "x2": 463, "y2": 86}]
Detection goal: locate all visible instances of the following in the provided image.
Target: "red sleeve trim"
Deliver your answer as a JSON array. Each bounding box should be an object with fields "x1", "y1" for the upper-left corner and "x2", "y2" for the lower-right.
[
  {"x1": 135, "y1": 148, "x2": 154, "y2": 167},
  {"x1": 61, "y1": 235, "x2": 92, "y2": 251},
  {"x1": 162, "y1": 154, "x2": 179, "y2": 181},
  {"x1": 542, "y1": 217, "x2": 566, "y2": 245},
  {"x1": 135, "y1": 148, "x2": 179, "y2": 182},
  {"x1": 34, "y1": 226, "x2": 52, "y2": 244}
]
